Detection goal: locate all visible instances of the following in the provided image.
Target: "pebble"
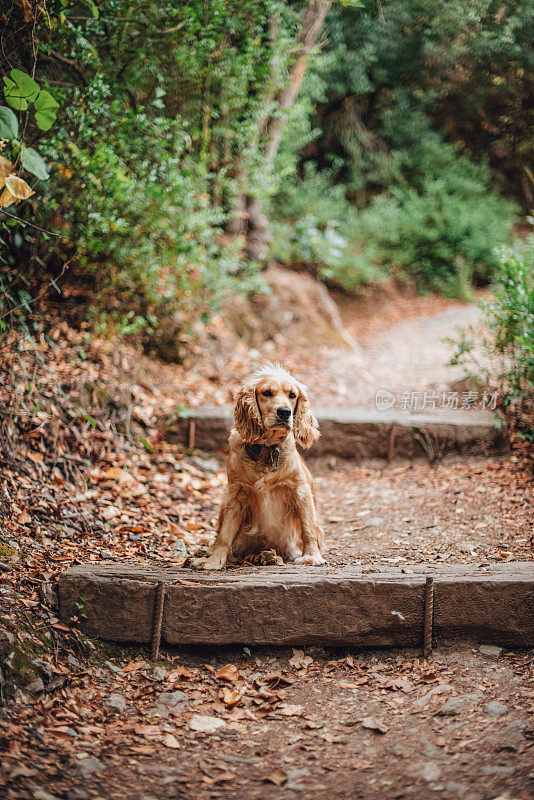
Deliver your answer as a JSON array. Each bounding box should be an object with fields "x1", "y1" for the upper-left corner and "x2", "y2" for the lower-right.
[
  {"x1": 152, "y1": 666, "x2": 168, "y2": 682},
  {"x1": 32, "y1": 658, "x2": 53, "y2": 678},
  {"x1": 478, "y1": 644, "x2": 503, "y2": 657},
  {"x1": 25, "y1": 677, "x2": 44, "y2": 694},
  {"x1": 106, "y1": 692, "x2": 127, "y2": 713},
  {"x1": 105, "y1": 661, "x2": 124, "y2": 676},
  {"x1": 0, "y1": 628, "x2": 15, "y2": 646},
  {"x1": 188, "y1": 455, "x2": 220, "y2": 474},
  {"x1": 156, "y1": 690, "x2": 188, "y2": 708},
  {"x1": 173, "y1": 540, "x2": 187, "y2": 558},
  {"x1": 443, "y1": 782, "x2": 468, "y2": 797},
  {"x1": 408, "y1": 761, "x2": 441, "y2": 782},
  {"x1": 480, "y1": 765, "x2": 515, "y2": 775},
  {"x1": 436, "y1": 694, "x2": 482, "y2": 716},
  {"x1": 74, "y1": 756, "x2": 104, "y2": 780},
  {"x1": 483, "y1": 700, "x2": 508, "y2": 717},
  {"x1": 413, "y1": 684, "x2": 453, "y2": 708},
  {"x1": 366, "y1": 516, "x2": 385, "y2": 527},
  {"x1": 154, "y1": 690, "x2": 188, "y2": 717}
]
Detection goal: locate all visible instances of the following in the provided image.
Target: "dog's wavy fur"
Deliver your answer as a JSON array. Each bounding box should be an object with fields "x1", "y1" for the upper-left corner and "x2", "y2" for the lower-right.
[{"x1": 193, "y1": 364, "x2": 325, "y2": 570}]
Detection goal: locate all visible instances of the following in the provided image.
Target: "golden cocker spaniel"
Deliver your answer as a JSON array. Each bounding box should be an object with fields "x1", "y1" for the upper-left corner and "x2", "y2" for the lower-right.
[{"x1": 193, "y1": 364, "x2": 325, "y2": 570}]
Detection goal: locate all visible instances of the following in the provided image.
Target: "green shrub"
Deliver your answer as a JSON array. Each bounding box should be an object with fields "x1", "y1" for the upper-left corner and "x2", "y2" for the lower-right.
[
  {"x1": 452, "y1": 239, "x2": 533, "y2": 439},
  {"x1": 38, "y1": 78, "x2": 260, "y2": 336}
]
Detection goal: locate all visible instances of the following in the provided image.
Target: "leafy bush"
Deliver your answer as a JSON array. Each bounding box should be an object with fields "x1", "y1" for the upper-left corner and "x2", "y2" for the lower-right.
[
  {"x1": 37, "y1": 78, "x2": 261, "y2": 339},
  {"x1": 452, "y1": 239, "x2": 533, "y2": 439},
  {"x1": 272, "y1": 115, "x2": 517, "y2": 295}
]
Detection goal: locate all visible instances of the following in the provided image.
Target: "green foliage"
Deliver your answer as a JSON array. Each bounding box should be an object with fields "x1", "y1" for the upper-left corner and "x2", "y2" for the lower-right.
[
  {"x1": 451, "y1": 240, "x2": 534, "y2": 437},
  {"x1": 270, "y1": 0, "x2": 527, "y2": 295},
  {"x1": 345, "y1": 128, "x2": 517, "y2": 296},
  {"x1": 269, "y1": 163, "x2": 384, "y2": 290},
  {"x1": 39, "y1": 78, "x2": 260, "y2": 325},
  {"x1": 485, "y1": 242, "x2": 534, "y2": 423},
  {"x1": 2, "y1": 68, "x2": 59, "y2": 130}
]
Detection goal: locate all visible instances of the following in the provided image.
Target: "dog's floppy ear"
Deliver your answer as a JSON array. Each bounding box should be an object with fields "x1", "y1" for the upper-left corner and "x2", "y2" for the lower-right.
[
  {"x1": 294, "y1": 388, "x2": 320, "y2": 449},
  {"x1": 234, "y1": 384, "x2": 263, "y2": 443}
]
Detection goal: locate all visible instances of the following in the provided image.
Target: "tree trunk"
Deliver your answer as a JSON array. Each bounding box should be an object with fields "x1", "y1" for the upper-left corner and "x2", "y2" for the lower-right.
[
  {"x1": 242, "y1": 1, "x2": 331, "y2": 260},
  {"x1": 263, "y1": 1, "x2": 331, "y2": 165}
]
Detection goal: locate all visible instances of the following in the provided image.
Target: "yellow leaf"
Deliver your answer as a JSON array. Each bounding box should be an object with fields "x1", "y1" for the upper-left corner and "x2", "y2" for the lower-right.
[
  {"x1": 0, "y1": 187, "x2": 16, "y2": 208},
  {"x1": 216, "y1": 664, "x2": 239, "y2": 683},
  {"x1": 0, "y1": 156, "x2": 13, "y2": 190},
  {"x1": 5, "y1": 174, "x2": 35, "y2": 200}
]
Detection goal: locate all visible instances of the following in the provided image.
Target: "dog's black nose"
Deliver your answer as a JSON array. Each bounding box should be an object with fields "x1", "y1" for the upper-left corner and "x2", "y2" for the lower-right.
[{"x1": 277, "y1": 406, "x2": 291, "y2": 421}]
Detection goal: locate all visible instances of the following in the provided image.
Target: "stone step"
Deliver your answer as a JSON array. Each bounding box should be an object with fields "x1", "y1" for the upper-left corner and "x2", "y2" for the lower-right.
[
  {"x1": 164, "y1": 406, "x2": 508, "y2": 460},
  {"x1": 59, "y1": 562, "x2": 533, "y2": 649}
]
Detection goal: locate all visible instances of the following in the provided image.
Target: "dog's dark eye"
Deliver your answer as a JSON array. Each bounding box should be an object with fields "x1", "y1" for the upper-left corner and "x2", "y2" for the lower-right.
[
  {"x1": 289, "y1": 391, "x2": 296, "y2": 399},
  {"x1": 262, "y1": 389, "x2": 273, "y2": 397}
]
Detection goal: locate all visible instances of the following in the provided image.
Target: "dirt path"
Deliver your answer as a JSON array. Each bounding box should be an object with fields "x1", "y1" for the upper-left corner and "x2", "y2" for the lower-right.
[
  {"x1": 315, "y1": 456, "x2": 532, "y2": 566},
  {"x1": 283, "y1": 300, "x2": 487, "y2": 408}
]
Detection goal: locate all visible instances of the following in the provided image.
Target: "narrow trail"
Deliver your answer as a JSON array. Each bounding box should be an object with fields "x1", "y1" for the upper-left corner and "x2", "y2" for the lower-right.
[{"x1": 290, "y1": 300, "x2": 486, "y2": 408}]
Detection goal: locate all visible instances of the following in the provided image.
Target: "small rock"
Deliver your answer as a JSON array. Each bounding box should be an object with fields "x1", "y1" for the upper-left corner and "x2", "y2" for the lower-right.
[
  {"x1": 436, "y1": 694, "x2": 482, "y2": 716},
  {"x1": 32, "y1": 658, "x2": 53, "y2": 678},
  {"x1": 366, "y1": 516, "x2": 385, "y2": 528},
  {"x1": 152, "y1": 666, "x2": 168, "y2": 682},
  {"x1": 38, "y1": 583, "x2": 58, "y2": 609},
  {"x1": 107, "y1": 693, "x2": 127, "y2": 713},
  {"x1": 484, "y1": 701, "x2": 508, "y2": 717},
  {"x1": 361, "y1": 717, "x2": 389, "y2": 734},
  {"x1": 155, "y1": 690, "x2": 188, "y2": 717},
  {"x1": 189, "y1": 714, "x2": 226, "y2": 733},
  {"x1": 104, "y1": 660, "x2": 124, "y2": 676},
  {"x1": 0, "y1": 628, "x2": 15, "y2": 646},
  {"x1": 480, "y1": 766, "x2": 515, "y2": 776},
  {"x1": 478, "y1": 644, "x2": 503, "y2": 657},
  {"x1": 67, "y1": 654, "x2": 81, "y2": 670},
  {"x1": 172, "y1": 540, "x2": 187, "y2": 558},
  {"x1": 188, "y1": 455, "x2": 220, "y2": 474},
  {"x1": 28, "y1": 785, "x2": 61, "y2": 800},
  {"x1": 102, "y1": 505, "x2": 120, "y2": 521},
  {"x1": 413, "y1": 684, "x2": 453, "y2": 708},
  {"x1": 496, "y1": 721, "x2": 525, "y2": 751},
  {"x1": 443, "y1": 782, "x2": 468, "y2": 797},
  {"x1": 74, "y1": 756, "x2": 104, "y2": 780},
  {"x1": 25, "y1": 677, "x2": 44, "y2": 694},
  {"x1": 409, "y1": 761, "x2": 441, "y2": 782}
]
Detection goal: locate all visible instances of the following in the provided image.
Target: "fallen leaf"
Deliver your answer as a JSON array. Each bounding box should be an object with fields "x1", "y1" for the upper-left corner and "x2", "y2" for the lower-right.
[
  {"x1": 289, "y1": 649, "x2": 313, "y2": 670},
  {"x1": 123, "y1": 660, "x2": 146, "y2": 673},
  {"x1": 216, "y1": 664, "x2": 239, "y2": 683},
  {"x1": 361, "y1": 717, "x2": 389, "y2": 734},
  {"x1": 338, "y1": 678, "x2": 369, "y2": 689},
  {"x1": 263, "y1": 767, "x2": 288, "y2": 786},
  {"x1": 162, "y1": 733, "x2": 180, "y2": 749},
  {"x1": 277, "y1": 704, "x2": 303, "y2": 717},
  {"x1": 220, "y1": 687, "x2": 242, "y2": 707}
]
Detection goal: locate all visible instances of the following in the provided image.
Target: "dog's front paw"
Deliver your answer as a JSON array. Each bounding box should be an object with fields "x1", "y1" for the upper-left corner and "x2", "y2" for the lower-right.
[
  {"x1": 189, "y1": 553, "x2": 227, "y2": 570},
  {"x1": 294, "y1": 553, "x2": 327, "y2": 566}
]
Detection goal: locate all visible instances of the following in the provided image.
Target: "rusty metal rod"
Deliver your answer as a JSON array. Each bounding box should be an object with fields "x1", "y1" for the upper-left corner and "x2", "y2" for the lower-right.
[
  {"x1": 423, "y1": 576, "x2": 434, "y2": 658},
  {"x1": 150, "y1": 581, "x2": 166, "y2": 660},
  {"x1": 188, "y1": 420, "x2": 196, "y2": 450}
]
